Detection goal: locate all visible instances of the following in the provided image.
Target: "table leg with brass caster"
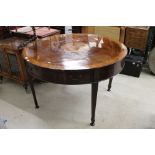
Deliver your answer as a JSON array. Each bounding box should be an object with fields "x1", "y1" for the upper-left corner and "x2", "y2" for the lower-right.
[{"x1": 90, "y1": 82, "x2": 98, "y2": 126}]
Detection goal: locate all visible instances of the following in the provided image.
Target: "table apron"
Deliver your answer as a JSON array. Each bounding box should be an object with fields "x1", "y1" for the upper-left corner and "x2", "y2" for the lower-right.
[{"x1": 26, "y1": 60, "x2": 125, "y2": 85}]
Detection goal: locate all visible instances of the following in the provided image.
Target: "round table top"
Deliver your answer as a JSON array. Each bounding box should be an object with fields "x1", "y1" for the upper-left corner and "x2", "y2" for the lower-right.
[{"x1": 22, "y1": 33, "x2": 127, "y2": 70}]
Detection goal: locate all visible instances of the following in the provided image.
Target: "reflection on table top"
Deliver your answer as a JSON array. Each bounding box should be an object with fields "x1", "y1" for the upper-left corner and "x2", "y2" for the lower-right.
[{"x1": 22, "y1": 34, "x2": 127, "y2": 70}]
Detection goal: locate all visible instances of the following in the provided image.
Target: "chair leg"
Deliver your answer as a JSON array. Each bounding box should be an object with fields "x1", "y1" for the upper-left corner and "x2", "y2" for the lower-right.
[{"x1": 107, "y1": 77, "x2": 113, "y2": 92}]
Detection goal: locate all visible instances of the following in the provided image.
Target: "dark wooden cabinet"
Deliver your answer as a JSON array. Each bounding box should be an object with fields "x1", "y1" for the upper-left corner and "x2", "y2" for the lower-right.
[
  {"x1": 0, "y1": 37, "x2": 28, "y2": 87},
  {"x1": 0, "y1": 26, "x2": 60, "y2": 89}
]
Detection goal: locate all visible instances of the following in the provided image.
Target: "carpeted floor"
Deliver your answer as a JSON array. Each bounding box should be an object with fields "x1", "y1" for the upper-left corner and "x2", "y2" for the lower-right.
[{"x1": 0, "y1": 69, "x2": 155, "y2": 129}]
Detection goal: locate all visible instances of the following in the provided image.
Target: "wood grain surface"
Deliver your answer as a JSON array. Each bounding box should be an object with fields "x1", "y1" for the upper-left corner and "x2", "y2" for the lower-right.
[{"x1": 22, "y1": 33, "x2": 127, "y2": 71}]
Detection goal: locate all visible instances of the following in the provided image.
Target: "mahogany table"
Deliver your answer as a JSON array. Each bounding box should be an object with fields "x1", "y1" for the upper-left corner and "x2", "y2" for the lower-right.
[{"x1": 22, "y1": 34, "x2": 127, "y2": 126}]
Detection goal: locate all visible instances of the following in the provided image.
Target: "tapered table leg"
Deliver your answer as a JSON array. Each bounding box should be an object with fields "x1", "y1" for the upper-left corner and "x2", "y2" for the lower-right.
[
  {"x1": 27, "y1": 73, "x2": 39, "y2": 109},
  {"x1": 23, "y1": 82, "x2": 28, "y2": 93},
  {"x1": 90, "y1": 82, "x2": 98, "y2": 126},
  {"x1": 107, "y1": 77, "x2": 113, "y2": 91},
  {"x1": 0, "y1": 76, "x2": 3, "y2": 83}
]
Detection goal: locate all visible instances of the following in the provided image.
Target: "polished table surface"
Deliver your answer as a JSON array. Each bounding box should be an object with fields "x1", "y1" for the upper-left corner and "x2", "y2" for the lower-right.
[
  {"x1": 22, "y1": 33, "x2": 127, "y2": 126},
  {"x1": 22, "y1": 34, "x2": 127, "y2": 70}
]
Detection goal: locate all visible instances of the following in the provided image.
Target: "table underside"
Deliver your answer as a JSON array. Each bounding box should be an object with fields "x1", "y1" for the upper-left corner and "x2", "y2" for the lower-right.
[{"x1": 26, "y1": 60, "x2": 124, "y2": 85}]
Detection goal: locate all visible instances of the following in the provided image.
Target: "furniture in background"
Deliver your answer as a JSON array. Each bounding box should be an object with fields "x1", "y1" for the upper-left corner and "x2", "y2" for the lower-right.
[
  {"x1": 82, "y1": 26, "x2": 126, "y2": 43},
  {"x1": 0, "y1": 36, "x2": 28, "y2": 89},
  {"x1": 0, "y1": 26, "x2": 60, "y2": 90},
  {"x1": 22, "y1": 34, "x2": 127, "y2": 126},
  {"x1": 11, "y1": 26, "x2": 60, "y2": 39},
  {"x1": 124, "y1": 26, "x2": 150, "y2": 52},
  {"x1": 120, "y1": 26, "x2": 150, "y2": 77},
  {"x1": 121, "y1": 26, "x2": 155, "y2": 77},
  {"x1": 50, "y1": 26, "x2": 82, "y2": 34},
  {"x1": 82, "y1": 26, "x2": 155, "y2": 77},
  {"x1": 0, "y1": 27, "x2": 7, "y2": 39}
]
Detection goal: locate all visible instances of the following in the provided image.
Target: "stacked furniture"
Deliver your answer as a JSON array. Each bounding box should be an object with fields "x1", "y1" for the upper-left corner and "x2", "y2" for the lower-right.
[
  {"x1": 82, "y1": 26, "x2": 155, "y2": 77},
  {"x1": 0, "y1": 26, "x2": 60, "y2": 90},
  {"x1": 121, "y1": 26, "x2": 155, "y2": 77},
  {"x1": 11, "y1": 26, "x2": 60, "y2": 38},
  {"x1": 121, "y1": 26, "x2": 150, "y2": 77}
]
